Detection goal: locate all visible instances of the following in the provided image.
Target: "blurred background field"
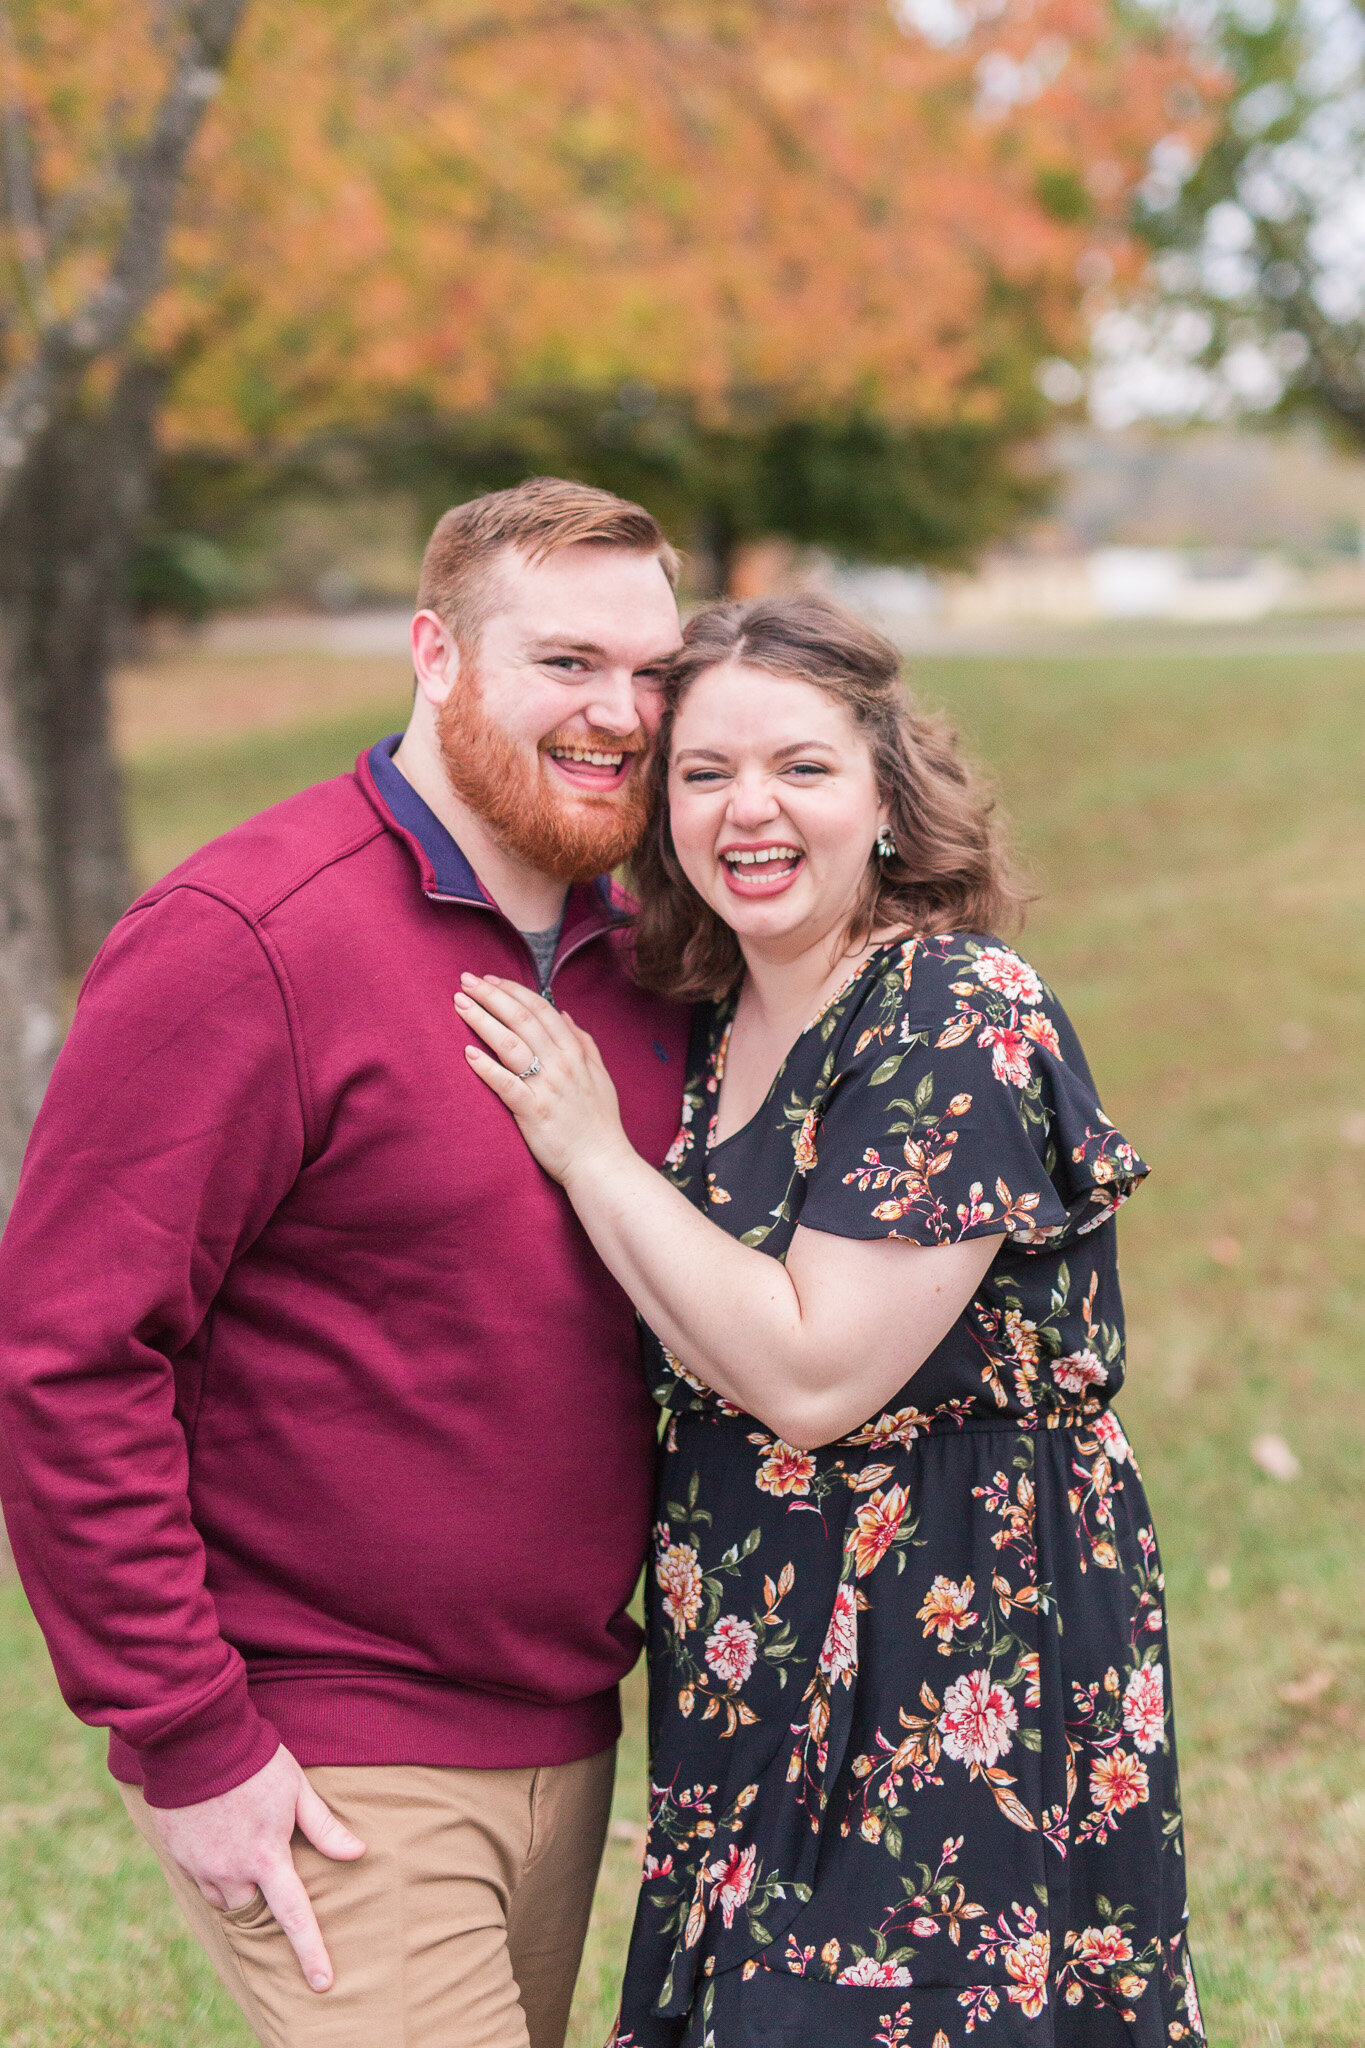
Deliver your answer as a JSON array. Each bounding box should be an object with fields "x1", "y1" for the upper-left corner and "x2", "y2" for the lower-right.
[{"x1": 1, "y1": 630, "x2": 1362, "y2": 2046}]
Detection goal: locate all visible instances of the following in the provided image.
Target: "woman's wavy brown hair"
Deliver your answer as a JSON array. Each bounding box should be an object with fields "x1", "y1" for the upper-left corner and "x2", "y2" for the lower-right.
[{"x1": 629, "y1": 592, "x2": 1029, "y2": 1002}]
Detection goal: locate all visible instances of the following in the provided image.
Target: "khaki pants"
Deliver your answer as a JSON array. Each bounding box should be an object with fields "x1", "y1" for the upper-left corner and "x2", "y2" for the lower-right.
[{"x1": 120, "y1": 1748, "x2": 615, "y2": 2048}]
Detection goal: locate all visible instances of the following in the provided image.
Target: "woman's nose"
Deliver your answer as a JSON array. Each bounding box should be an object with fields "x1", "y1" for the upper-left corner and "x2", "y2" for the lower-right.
[{"x1": 726, "y1": 776, "x2": 782, "y2": 828}]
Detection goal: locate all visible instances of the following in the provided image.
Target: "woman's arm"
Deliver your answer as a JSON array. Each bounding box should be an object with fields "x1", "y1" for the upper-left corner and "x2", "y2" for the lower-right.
[{"x1": 457, "y1": 975, "x2": 999, "y2": 1448}]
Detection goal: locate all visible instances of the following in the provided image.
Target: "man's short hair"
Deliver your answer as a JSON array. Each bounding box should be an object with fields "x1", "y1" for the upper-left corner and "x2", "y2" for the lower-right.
[{"x1": 417, "y1": 477, "x2": 680, "y2": 651}]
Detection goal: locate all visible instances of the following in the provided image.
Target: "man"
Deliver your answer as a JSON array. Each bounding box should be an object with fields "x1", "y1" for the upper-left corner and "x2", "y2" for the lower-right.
[{"x1": 0, "y1": 479, "x2": 688, "y2": 2047}]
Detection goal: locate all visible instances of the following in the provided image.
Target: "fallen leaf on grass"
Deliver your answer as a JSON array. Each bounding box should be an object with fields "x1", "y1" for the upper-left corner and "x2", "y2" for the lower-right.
[
  {"x1": 1278, "y1": 1668, "x2": 1333, "y2": 1707},
  {"x1": 1208, "y1": 1235, "x2": 1241, "y2": 1266},
  {"x1": 1251, "y1": 1433, "x2": 1301, "y2": 1481}
]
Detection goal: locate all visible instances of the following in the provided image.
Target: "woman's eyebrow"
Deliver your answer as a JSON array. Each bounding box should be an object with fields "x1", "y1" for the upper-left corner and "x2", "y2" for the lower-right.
[{"x1": 674, "y1": 739, "x2": 839, "y2": 764}]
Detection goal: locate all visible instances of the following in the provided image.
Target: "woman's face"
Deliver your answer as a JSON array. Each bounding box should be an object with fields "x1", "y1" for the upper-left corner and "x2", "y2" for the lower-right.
[{"x1": 667, "y1": 660, "x2": 888, "y2": 962}]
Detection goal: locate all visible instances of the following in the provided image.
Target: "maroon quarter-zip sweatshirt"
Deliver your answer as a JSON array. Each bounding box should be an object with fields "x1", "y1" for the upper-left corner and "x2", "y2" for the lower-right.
[{"x1": 0, "y1": 739, "x2": 688, "y2": 1807}]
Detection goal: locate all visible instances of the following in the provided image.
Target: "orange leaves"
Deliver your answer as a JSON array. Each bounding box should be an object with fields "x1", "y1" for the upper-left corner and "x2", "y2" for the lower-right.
[
  {"x1": 983, "y1": 1764, "x2": 1038, "y2": 1831},
  {"x1": 936, "y1": 1015, "x2": 976, "y2": 1049},
  {"x1": 3, "y1": 0, "x2": 1210, "y2": 448}
]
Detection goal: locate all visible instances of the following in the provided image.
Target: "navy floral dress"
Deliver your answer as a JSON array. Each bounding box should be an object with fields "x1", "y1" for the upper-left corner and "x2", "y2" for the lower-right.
[{"x1": 612, "y1": 934, "x2": 1203, "y2": 2048}]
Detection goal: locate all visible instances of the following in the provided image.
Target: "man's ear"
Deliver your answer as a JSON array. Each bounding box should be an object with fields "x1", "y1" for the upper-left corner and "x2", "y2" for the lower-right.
[{"x1": 411, "y1": 609, "x2": 460, "y2": 707}]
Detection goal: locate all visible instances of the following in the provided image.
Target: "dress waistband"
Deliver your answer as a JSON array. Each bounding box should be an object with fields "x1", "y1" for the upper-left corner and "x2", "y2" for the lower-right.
[{"x1": 837, "y1": 1393, "x2": 1112, "y2": 1447}]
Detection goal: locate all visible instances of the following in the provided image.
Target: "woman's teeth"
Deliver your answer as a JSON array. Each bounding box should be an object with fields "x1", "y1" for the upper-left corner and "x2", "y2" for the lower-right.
[{"x1": 722, "y1": 846, "x2": 801, "y2": 868}]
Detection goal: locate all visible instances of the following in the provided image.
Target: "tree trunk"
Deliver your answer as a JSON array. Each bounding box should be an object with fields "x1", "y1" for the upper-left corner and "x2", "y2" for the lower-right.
[
  {"x1": 693, "y1": 507, "x2": 741, "y2": 599},
  {"x1": 0, "y1": 361, "x2": 161, "y2": 977},
  {"x1": 0, "y1": 625, "x2": 60, "y2": 1212}
]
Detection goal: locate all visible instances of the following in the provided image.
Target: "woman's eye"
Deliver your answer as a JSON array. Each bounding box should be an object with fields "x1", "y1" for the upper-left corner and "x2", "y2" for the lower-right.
[
  {"x1": 681, "y1": 769, "x2": 725, "y2": 785},
  {"x1": 785, "y1": 762, "x2": 828, "y2": 778}
]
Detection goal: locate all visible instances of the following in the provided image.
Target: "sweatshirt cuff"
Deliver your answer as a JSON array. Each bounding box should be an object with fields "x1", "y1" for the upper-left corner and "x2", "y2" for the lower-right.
[{"x1": 133, "y1": 1668, "x2": 282, "y2": 1810}]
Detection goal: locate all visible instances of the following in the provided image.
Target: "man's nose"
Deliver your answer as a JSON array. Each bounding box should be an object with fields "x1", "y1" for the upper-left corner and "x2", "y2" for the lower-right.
[{"x1": 583, "y1": 668, "x2": 641, "y2": 736}]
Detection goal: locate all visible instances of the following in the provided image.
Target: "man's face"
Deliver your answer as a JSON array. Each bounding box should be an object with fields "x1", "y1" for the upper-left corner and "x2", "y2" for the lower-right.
[{"x1": 428, "y1": 544, "x2": 682, "y2": 882}]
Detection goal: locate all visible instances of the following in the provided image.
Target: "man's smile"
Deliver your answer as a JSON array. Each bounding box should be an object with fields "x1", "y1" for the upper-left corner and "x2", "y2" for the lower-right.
[{"x1": 544, "y1": 741, "x2": 638, "y2": 793}]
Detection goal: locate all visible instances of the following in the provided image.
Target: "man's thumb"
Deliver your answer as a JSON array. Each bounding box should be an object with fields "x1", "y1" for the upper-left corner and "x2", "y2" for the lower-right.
[{"x1": 295, "y1": 1776, "x2": 366, "y2": 1862}]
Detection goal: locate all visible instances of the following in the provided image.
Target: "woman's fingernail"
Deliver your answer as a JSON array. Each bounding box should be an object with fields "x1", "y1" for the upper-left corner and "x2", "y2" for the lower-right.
[
  {"x1": 310, "y1": 1973, "x2": 330, "y2": 1992},
  {"x1": 454, "y1": 993, "x2": 470, "y2": 1008}
]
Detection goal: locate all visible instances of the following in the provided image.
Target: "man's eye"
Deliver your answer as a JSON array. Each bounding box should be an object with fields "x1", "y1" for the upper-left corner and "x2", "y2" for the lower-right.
[{"x1": 545, "y1": 656, "x2": 585, "y2": 672}]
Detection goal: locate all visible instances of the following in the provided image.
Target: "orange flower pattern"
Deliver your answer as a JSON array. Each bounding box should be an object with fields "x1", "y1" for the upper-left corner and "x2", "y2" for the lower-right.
[{"x1": 618, "y1": 936, "x2": 1202, "y2": 2047}]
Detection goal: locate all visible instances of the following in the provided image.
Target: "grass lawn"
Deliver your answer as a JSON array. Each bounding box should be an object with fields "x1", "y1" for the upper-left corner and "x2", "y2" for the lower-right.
[{"x1": 2, "y1": 644, "x2": 1362, "y2": 2045}]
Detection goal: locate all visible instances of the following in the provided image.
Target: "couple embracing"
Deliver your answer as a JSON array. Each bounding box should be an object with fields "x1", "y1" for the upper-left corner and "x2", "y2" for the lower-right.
[{"x1": 0, "y1": 480, "x2": 1203, "y2": 2048}]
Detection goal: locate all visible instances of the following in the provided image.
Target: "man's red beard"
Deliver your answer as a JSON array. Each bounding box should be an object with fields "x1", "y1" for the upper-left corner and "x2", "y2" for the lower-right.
[{"x1": 436, "y1": 669, "x2": 650, "y2": 883}]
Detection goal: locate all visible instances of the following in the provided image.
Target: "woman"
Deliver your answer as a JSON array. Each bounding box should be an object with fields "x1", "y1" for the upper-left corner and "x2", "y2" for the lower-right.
[{"x1": 456, "y1": 595, "x2": 1203, "y2": 2048}]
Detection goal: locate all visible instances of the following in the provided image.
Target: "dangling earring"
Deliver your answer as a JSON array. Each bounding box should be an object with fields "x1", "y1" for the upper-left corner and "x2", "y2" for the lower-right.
[{"x1": 875, "y1": 825, "x2": 896, "y2": 860}]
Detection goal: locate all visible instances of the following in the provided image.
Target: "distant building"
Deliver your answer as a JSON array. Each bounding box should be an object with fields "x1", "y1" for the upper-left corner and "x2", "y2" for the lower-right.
[{"x1": 806, "y1": 427, "x2": 1365, "y2": 635}]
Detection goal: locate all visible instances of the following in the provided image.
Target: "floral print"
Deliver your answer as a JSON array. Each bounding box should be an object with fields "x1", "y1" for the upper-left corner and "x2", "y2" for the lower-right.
[{"x1": 613, "y1": 935, "x2": 1202, "y2": 2048}]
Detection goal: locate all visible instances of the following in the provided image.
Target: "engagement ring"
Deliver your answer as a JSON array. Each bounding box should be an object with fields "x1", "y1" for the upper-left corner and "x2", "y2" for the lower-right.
[{"x1": 517, "y1": 1057, "x2": 542, "y2": 1081}]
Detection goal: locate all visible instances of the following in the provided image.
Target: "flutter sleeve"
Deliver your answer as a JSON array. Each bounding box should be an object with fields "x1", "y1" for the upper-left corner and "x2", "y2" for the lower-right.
[{"x1": 795, "y1": 935, "x2": 1148, "y2": 1250}]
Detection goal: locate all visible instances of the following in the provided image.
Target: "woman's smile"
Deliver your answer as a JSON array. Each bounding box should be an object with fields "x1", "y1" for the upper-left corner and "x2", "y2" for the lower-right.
[{"x1": 716, "y1": 840, "x2": 807, "y2": 896}]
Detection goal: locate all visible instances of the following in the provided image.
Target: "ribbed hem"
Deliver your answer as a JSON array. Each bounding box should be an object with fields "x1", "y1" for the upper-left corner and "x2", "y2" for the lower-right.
[
  {"x1": 111, "y1": 1668, "x2": 282, "y2": 1809},
  {"x1": 108, "y1": 1670, "x2": 622, "y2": 1794}
]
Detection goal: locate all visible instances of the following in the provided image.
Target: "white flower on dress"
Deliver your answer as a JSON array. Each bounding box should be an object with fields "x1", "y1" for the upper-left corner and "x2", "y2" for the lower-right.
[
  {"x1": 938, "y1": 1668, "x2": 1018, "y2": 1767},
  {"x1": 1121, "y1": 1662, "x2": 1165, "y2": 1754},
  {"x1": 1052, "y1": 1349, "x2": 1106, "y2": 1393},
  {"x1": 705, "y1": 1615, "x2": 759, "y2": 1689},
  {"x1": 972, "y1": 947, "x2": 1044, "y2": 1004},
  {"x1": 836, "y1": 1956, "x2": 913, "y2": 1986},
  {"x1": 1091, "y1": 1408, "x2": 1134, "y2": 1466}
]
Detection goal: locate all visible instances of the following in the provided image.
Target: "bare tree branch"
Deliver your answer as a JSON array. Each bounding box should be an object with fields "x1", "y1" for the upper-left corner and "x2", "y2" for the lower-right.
[{"x1": 0, "y1": 0, "x2": 249, "y2": 509}]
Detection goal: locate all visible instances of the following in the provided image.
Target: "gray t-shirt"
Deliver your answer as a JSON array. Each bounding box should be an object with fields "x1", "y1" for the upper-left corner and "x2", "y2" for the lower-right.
[{"x1": 518, "y1": 918, "x2": 563, "y2": 993}]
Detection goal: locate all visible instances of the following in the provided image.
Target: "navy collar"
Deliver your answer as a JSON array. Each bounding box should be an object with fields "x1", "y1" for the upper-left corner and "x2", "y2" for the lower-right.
[
  {"x1": 366, "y1": 734, "x2": 621, "y2": 921},
  {"x1": 368, "y1": 736, "x2": 490, "y2": 903}
]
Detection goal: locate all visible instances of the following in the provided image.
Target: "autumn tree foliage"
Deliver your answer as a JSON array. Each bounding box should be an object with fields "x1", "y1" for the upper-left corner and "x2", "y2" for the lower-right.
[
  {"x1": 146, "y1": 0, "x2": 1201, "y2": 443},
  {"x1": 0, "y1": 0, "x2": 1206, "y2": 1198}
]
